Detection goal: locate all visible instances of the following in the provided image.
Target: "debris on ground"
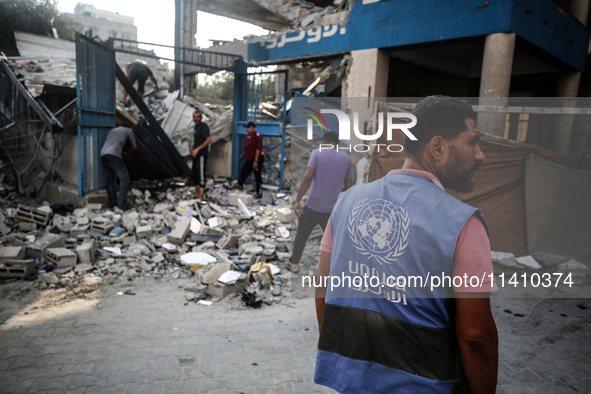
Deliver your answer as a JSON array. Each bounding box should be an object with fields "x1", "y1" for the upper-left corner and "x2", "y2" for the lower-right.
[{"x1": 0, "y1": 176, "x2": 310, "y2": 309}]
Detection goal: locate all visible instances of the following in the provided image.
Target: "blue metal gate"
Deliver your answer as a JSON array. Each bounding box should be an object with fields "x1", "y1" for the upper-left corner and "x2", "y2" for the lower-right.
[
  {"x1": 75, "y1": 33, "x2": 117, "y2": 196},
  {"x1": 232, "y1": 69, "x2": 288, "y2": 188}
]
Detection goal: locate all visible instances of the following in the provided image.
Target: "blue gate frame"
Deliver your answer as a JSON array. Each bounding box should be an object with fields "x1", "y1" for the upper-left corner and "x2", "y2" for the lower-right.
[
  {"x1": 232, "y1": 69, "x2": 289, "y2": 188},
  {"x1": 75, "y1": 33, "x2": 117, "y2": 197}
]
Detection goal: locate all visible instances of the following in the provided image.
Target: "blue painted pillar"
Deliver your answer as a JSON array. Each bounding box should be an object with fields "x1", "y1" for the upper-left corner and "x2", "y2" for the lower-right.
[{"x1": 232, "y1": 59, "x2": 248, "y2": 179}]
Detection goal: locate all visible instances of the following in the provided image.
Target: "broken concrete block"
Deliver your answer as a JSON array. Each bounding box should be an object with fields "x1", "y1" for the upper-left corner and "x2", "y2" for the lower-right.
[
  {"x1": 76, "y1": 243, "x2": 95, "y2": 264},
  {"x1": 153, "y1": 203, "x2": 172, "y2": 213},
  {"x1": 167, "y1": 217, "x2": 191, "y2": 245},
  {"x1": 218, "y1": 270, "x2": 244, "y2": 285},
  {"x1": 74, "y1": 263, "x2": 94, "y2": 274},
  {"x1": 229, "y1": 192, "x2": 253, "y2": 207},
  {"x1": 26, "y1": 234, "x2": 65, "y2": 259},
  {"x1": 238, "y1": 241, "x2": 258, "y2": 255},
  {"x1": 276, "y1": 207, "x2": 292, "y2": 224},
  {"x1": 226, "y1": 219, "x2": 240, "y2": 229},
  {"x1": 180, "y1": 252, "x2": 217, "y2": 270},
  {"x1": 136, "y1": 225, "x2": 152, "y2": 239},
  {"x1": 15, "y1": 205, "x2": 53, "y2": 226},
  {"x1": 149, "y1": 235, "x2": 168, "y2": 248},
  {"x1": 91, "y1": 217, "x2": 114, "y2": 235},
  {"x1": 217, "y1": 234, "x2": 240, "y2": 250},
  {"x1": 275, "y1": 227, "x2": 290, "y2": 239},
  {"x1": 237, "y1": 198, "x2": 254, "y2": 218},
  {"x1": 516, "y1": 255, "x2": 542, "y2": 270},
  {"x1": 491, "y1": 251, "x2": 520, "y2": 274},
  {"x1": 0, "y1": 260, "x2": 35, "y2": 278},
  {"x1": 0, "y1": 246, "x2": 26, "y2": 262},
  {"x1": 209, "y1": 203, "x2": 229, "y2": 216},
  {"x1": 70, "y1": 225, "x2": 89, "y2": 237},
  {"x1": 195, "y1": 262, "x2": 232, "y2": 284},
  {"x1": 122, "y1": 234, "x2": 137, "y2": 246},
  {"x1": 19, "y1": 222, "x2": 37, "y2": 232},
  {"x1": 39, "y1": 272, "x2": 59, "y2": 286},
  {"x1": 190, "y1": 218, "x2": 202, "y2": 234},
  {"x1": 122, "y1": 212, "x2": 140, "y2": 228},
  {"x1": 77, "y1": 217, "x2": 90, "y2": 226},
  {"x1": 200, "y1": 205, "x2": 213, "y2": 219},
  {"x1": 46, "y1": 247, "x2": 77, "y2": 268},
  {"x1": 208, "y1": 217, "x2": 224, "y2": 228},
  {"x1": 555, "y1": 259, "x2": 588, "y2": 285},
  {"x1": 242, "y1": 246, "x2": 263, "y2": 256},
  {"x1": 209, "y1": 275, "x2": 248, "y2": 298},
  {"x1": 255, "y1": 218, "x2": 271, "y2": 228}
]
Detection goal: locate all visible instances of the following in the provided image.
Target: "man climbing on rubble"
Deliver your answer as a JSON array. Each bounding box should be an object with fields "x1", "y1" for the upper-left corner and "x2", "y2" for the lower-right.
[
  {"x1": 101, "y1": 122, "x2": 137, "y2": 210},
  {"x1": 235, "y1": 121, "x2": 265, "y2": 198},
  {"x1": 315, "y1": 96, "x2": 498, "y2": 393},
  {"x1": 121, "y1": 59, "x2": 159, "y2": 103},
  {"x1": 289, "y1": 131, "x2": 353, "y2": 273},
  {"x1": 190, "y1": 110, "x2": 211, "y2": 202}
]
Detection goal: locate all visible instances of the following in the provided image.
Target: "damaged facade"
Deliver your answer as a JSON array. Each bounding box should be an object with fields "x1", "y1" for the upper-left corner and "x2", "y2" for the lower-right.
[{"x1": 0, "y1": 1, "x2": 590, "y2": 304}]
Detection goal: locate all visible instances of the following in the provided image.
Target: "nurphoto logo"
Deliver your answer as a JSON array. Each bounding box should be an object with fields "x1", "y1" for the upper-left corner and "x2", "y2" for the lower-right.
[{"x1": 304, "y1": 107, "x2": 418, "y2": 153}]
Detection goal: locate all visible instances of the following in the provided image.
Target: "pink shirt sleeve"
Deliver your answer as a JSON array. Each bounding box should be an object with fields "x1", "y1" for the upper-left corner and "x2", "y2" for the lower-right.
[
  {"x1": 320, "y1": 218, "x2": 333, "y2": 253},
  {"x1": 452, "y1": 214, "x2": 498, "y2": 292}
]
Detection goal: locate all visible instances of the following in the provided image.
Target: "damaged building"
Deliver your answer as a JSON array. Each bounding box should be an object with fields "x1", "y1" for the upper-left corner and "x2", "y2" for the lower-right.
[{"x1": 0, "y1": 0, "x2": 590, "y2": 302}]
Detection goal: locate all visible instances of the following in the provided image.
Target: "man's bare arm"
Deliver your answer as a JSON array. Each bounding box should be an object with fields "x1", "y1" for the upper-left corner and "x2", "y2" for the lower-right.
[
  {"x1": 315, "y1": 250, "x2": 331, "y2": 331},
  {"x1": 455, "y1": 296, "x2": 498, "y2": 394},
  {"x1": 294, "y1": 167, "x2": 315, "y2": 217},
  {"x1": 344, "y1": 178, "x2": 353, "y2": 191}
]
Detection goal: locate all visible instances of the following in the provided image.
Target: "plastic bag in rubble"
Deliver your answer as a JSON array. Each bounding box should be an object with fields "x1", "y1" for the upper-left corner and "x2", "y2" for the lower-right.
[{"x1": 241, "y1": 290, "x2": 262, "y2": 308}]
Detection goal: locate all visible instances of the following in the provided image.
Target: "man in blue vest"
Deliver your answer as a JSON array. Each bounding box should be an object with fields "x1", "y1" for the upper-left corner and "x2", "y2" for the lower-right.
[{"x1": 315, "y1": 96, "x2": 498, "y2": 393}]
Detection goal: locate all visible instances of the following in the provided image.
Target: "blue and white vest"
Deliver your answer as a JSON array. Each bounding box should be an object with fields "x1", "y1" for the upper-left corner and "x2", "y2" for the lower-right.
[{"x1": 315, "y1": 172, "x2": 488, "y2": 393}]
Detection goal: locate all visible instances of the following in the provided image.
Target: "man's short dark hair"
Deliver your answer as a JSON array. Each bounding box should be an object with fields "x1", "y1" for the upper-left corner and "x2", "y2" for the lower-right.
[
  {"x1": 118, "y1": 122, "x2": 132, "y2": 128},
  {"x1": 404, "y1": 96, "x2": 475, "y2": 158},
  {"x1": 193, "y1": 110, "x2": 202, "y2": 116},
  {"x1": 323, "y1": 131, "x2": 339, "y2": 144}
]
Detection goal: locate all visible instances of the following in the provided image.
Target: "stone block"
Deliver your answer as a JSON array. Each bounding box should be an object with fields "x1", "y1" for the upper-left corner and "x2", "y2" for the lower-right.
[
  {"x1": 91, "y1": 217, "x2": 114, "y2": 235},
  {"x1": 0, "y1": 260, "x2": 35, "y2": 278},
  {"x1": 19, "y1": 222, "x2": 37, "y2": 232},
  {"x1": 226, "y1": 218, "x2": 240, "y2": 229},
  {"x1": 195, "y1": 262, "x2": 232, "y2": 285},
  {"x1": 180, "y1": 252, "x2": 217, "y2": 270},
  {"x1": 229, "y1": 192, "x2": 253, "y2": 206},
  {"x1": 70, "y1": 225, "x2": 89, "y2": 237},
  {"x1": 276, "y1": 207, "x2": 292, "y2": 224},
  {"x1": 207, "y1": 217, "x2": 225, "y2": 228},
  {"x1": 26, "y1": 234, "x2": 66, "y2": 259},
  {"x1": 208, "y1": 275, "x2": 248, "y2": 298},
  {"x1": 238, "y1": 241, "x2": 259, "y2": 255},
  {"x1": 217, "y1": 234, "x2": 240, "y2": 250},
  {"x1": 167, "y1": 217, "x2": 191, "y2": 245},
  {"x1": 136, "y1": 225, "x2": 152, "y2": 239},
  {"x1": 15, "y1": 205, "x2": 53, "y2": 226},
  {"x1": 46, "y1": 247, "x2": 77, "y2": 268},
  {"x1": 0, "y1": 246, "x2": 25, "y2": 262},
  {"x1": 76, "y1": 243, "x2": 95, "y2": 264}
]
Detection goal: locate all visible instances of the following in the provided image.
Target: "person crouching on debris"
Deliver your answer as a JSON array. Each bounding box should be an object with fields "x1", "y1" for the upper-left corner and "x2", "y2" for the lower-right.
[
  {"x1": 101, "y1": 122, "x2": 137, "y2": 210},
  {"x1": 190, "y1": 110, "x2": 211, "y2": 202},
  {"x1": 235, "y1": 121, "x2": 265, "y2": 198},
  {"x1": 121, "y1": 59, "x2": 159, "y2": 103}
]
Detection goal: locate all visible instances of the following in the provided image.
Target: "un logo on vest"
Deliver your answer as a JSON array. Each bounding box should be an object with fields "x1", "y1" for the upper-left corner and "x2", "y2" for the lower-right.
[{"x1": 347, "y1": 198, "x2": 410, "y2": 265}]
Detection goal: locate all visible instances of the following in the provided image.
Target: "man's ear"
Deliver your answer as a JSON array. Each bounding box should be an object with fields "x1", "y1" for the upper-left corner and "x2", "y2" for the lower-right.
[{"x1": 429, "y1": 136, "x2": 446, "y2": 161}]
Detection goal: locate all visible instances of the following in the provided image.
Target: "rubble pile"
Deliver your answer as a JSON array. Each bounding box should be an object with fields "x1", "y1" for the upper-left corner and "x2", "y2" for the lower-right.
[{"x1": 0, "y1": 177, "x2": 304, "y2": 308}]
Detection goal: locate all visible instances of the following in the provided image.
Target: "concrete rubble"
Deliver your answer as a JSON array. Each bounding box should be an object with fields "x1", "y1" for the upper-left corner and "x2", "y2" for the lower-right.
[{"x1": 0, "y1": 176, "x2": 302, "y2": 308}]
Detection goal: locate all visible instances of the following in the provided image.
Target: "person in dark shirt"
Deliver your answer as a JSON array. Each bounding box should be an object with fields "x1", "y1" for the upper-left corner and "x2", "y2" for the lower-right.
[
  {"x1": 235, "y1": 121, "x2": 264, "y2": 198},
  {"x1": 190, "y1": 110, "x2": 211, "y2": 202},
  {"x1": 122, "y1": 60, "x2": 159, "y2": 102}
]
